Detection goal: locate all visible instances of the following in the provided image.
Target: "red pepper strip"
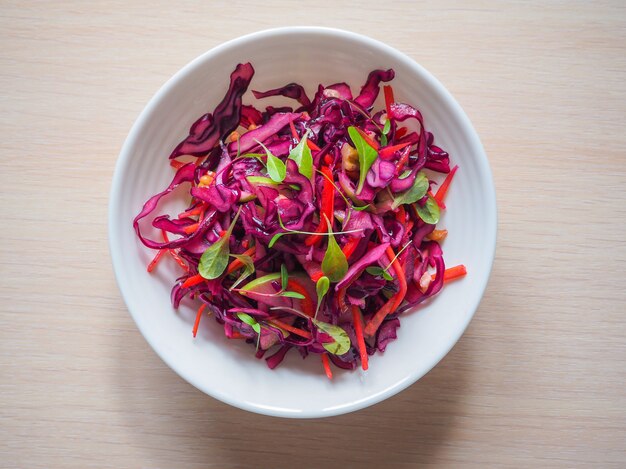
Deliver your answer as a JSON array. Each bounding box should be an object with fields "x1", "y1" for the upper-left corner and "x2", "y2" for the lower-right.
[
  {"x1": 305, "y1": 166, "x2": 335, "y2": 246},
  {"x1": 395, "y1": 205, "x2": 406, "y2": 224},
  {"x1": 351, "y1": 306, "x2": 369, "y2": 371},
  {"x1": 192, "y1": 303, "x2": 207, "y2": 338},
  {"x1": 321, "y1": 353, "x2": 333, "y2": 380},
  {"x1": 323, "y1": 154, "x2": 333, "y2": 165},
  {"x1": 395, "y1": 127, "x2": 408, "y2": 139},
  {"x1": 434, "y1": 165, "x2": 458, "y2": 206},
  {"x1": 287, "y1": 279, "x2": 315, "y2": 317},
  {"x1": 336, "y1": 286, "x2": 349, "y2": 315},
  {"x1": 182, "y1": 274, "x2": 205, "y2": 289},
  {"x1": 310, "y1": 271, "x2": 324, "y2": 283},
  {"x1": 383, "y1": 85, "x2": 395, "y2": 118},
  {"x1": 378, "y1": 141, "x2": 412, "y2": 160},
  {"x1": 364, "y1": 246, "x2": 408, "y2": 336},
  {"x1": 147, "y1": 249, "x2": 167, "y2": 273},
  {"x1": 341, "y1": 237, "x2": 361, "y2": 260},
  {"x1": 395, "y1": 147, "x2": 411, "y2": 174},
  {"x1": 432, "y1": 264, "x2": 467, "y2": 282},
  {"x1": 289, "y1": 120, "x2": 321, "y2": 151},
  {"x1": 353, "y1": 126, "x2": 379, "y2": 150},
  {"x1": 226, "y1": 246, "x2": 256, "y2": 275},
  {"x1": 170, "y1": 159, "x2": 186, "y2": 170},
  {"x1": 268, "y1": 318, "x2": 312, "y2": 339}
]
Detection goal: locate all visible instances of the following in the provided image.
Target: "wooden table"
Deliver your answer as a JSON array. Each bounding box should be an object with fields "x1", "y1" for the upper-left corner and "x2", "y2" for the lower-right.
[{"x1": 2, "y1": 1, "x2": 625, "y2": 467}]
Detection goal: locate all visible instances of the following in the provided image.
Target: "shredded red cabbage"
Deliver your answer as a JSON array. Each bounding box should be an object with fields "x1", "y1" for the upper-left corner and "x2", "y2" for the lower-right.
[{"x1": 134, "y1": 63, "x2": 464, "y2": 376}]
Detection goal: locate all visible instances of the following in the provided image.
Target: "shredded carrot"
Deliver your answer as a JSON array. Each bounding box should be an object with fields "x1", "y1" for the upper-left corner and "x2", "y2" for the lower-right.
[
  {"x1": 183, "y1": 222, "x2": 200, "y2": 234},
  {"x1": 383, "y1": 85, "x2": 395, "y2": 118},
  {"x1": 353, "y1": 126, "x2": 379, "y2": 150},
  {"x1": 147, "y1": 249, "x2": 166, "y2": 273},
  {"x1": 432, "y1": 264, "x2": 467, "y2": 282},
  {"x1": 321, "y1": 353, "x2": 333, "y2": 380},
  {"x1": 426, "y1": 229, "x2": 448, "y2": 242},
  {"x1": 378, "y1": 141, "x2": 411, "y2": 160},
  {"x1": 225, "y1": 246, "x2": 256, "y2": 274},
  {"x1": 169, "y1": 251, "x2": 190, "y2": 272},
  {"x1": 268, "y1": 318, "x2": 312, "y2": 339},
  {"x1": 305, "y1": 166, "x2": 334, "y2": 246},
  {"x1": 192, "y1": 303, "x2": 207, "y2": 338},
  {"x1": 341, "y1": 237, "x2": 361, "y2": 259},
  {"x1": 182, "y1": 274, "x2": 205, "y2": 289},
  {"x1": 289, "y1": 120, "x2": 299, "y2": 140},
  {"x1": 229, "y1": 331, "x2": 245, "y2": 339},
  {"x1": 434, "y1": 165, "x2": 458, "y2": 206},
  {"x1": 178, "y1": 207, "x2": 204, "y2": 219},
  {"x1": 287, "y1": 279, "x2": 315, "y2": 317},
  {"x1": 337, "y1": 286, "x2": 349, "y2": 315},
  {"x1": 395, "y1": 147, "x2": 411, "y2": 173},
  {"x1": 307, "y1": 139, "x2": 321, "y2": 152},
  {"x1": 170, "y1": 159, "x2": 186, "y2": 170},
  {"x1": 351, "y1": 306, "x2": 369, "y2": 371},
  {"x1": 364, "y1": 246, "x2": 408, "y2": 336}
]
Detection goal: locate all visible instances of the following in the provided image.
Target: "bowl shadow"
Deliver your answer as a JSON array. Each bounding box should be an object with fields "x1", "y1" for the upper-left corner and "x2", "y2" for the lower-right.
[{"x1": 113, "y1": 318, "x2": 473, "y2": 468}]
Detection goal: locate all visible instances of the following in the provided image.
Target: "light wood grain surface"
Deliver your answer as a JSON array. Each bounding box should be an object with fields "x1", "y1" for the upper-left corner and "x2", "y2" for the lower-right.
[{"x1": 1, "y1": 1, "x2": 625, "y2": 467}]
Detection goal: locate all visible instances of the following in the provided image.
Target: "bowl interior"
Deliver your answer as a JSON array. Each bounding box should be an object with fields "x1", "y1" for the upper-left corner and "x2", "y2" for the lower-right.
[{"x1": 110, "y1": 27, "x2": 496, "y2": 418}]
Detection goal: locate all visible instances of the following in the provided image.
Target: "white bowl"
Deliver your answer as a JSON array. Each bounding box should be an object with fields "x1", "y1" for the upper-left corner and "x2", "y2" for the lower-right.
[{"x1": 109, "y1": 27, "x2": 496, "y2": 418}]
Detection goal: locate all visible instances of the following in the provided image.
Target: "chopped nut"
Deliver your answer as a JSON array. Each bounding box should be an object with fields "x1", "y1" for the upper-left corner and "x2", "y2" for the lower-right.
[{"x1": 341, "y1": 143, "x2": 359, "y2": 172}]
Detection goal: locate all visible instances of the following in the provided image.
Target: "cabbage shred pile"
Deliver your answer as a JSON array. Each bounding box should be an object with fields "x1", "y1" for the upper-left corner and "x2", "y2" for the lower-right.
[{"x1": 134, "y1": 63, "x2": 461, "y2": 374}]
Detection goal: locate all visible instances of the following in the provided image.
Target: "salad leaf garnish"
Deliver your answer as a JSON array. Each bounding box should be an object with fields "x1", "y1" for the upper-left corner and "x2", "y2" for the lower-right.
[
  {"x1": 348, "y1": 126, "x2": 378, "y2": 195},
  {"x1": 366, "y1": 266, "x2": 393, "y2": 281},
  {"x1": 321, "y1": 216, "x2": 349, "y2": 283},
  {"x1": 380, "y1": 119, "x2": 391, "y2": 146},
  {"x1": 280, "y1": 264, "x2": 288, "y2": 291},
  {"x1": 312, "y1": 319, "x2": 350, "y2": 355},
  {"x1": 199, "y1": 207, "x2": 241, "y2": 279},
  {"x1": 416, "y1": 195, "x2": 441, "y2": 224},
  {"x1": 280, "y1": 291, "x2": 306, "y2": 299},
  {"x1": 228, "y1": 254, "x2": 255, "y2": 290},
  {"x1": 314, "y1": 276, "x2": 330, "y2": 318},
  {"x1": 391, "y1": 171, "x2": 429, "y2": 209},
  {"x1": 288, "y1": 133, "x2": 313, "y2": 179},
  {"x1": 269, "y1": 214, "x2": 364, "y2": 248},
  {"x1": 256, "y1": 140, "x2": 286, "y2": 183}
]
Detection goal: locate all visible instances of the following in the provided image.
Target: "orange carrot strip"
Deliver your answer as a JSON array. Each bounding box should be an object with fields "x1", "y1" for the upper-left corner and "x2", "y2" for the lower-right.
[
  {"x1": 168, "y1": 251, "x2": 189, "y2": 272},
  {"x1": 183, "y1": 222, "x2": 200, "y2": 235},
  {"x1": 182, "y1": 274, "x2": 205, "y2": 289},
  {"x1": 225, "y1": 246, "x2": 256, "y2": 275},
  {"x1": 289, "y1": 120, "x2": 299, "y2": 140},
  {"x1": 268, "y1": 318, "x2": 312, "y2": 339},
  {"x1": 395, "y1": 147, "x2": 411, "y2": 173},
  {"x1": 307, "y1": 139, "x2": 321, "y2": 152},
  {"x1": 147, "y1": 249, "x2": 166, "y2": 273},
  {"x1": 378, "y1": 141, "x2": 411, "y2": 159},
  {"x1": 178, "y1": 207, "x2": 203, "y2": 219},
  {"x1": 434, "y1": 165, "x2": 458, "y2": 205},
  {"x1": 170, "y1": 159, "x2": 186, "y2": 170},
  {"x1": 432, "y1": 264, "x2": 467, "y2": 282},
  {"x1": 230, "y1": 331, "x2": 245, "y2": 339},
  {"x1": 321, "y1": 353, "x2": 333, "y2": 380},
  {"x1": 351, "y1": 306, "x2": 369, "y2": 371},
  {"x1": 353, "y1": 126, "x2": 379, "y2": 150},
  {"x1": 426, "y1": 229, "x2": 448, "y2": 242},
  {"x1": 364, "y1": 247, "x2": 407, "y2": 336},
  {"x1": 192, "y1": 303, "x2": 207, "y2": 338},
  {"x1": 310, "y1": 271, "x2": 324, "y2": 283},
  {"x1": 395, "y1": 205, "x2": 406, "y2": 224}
]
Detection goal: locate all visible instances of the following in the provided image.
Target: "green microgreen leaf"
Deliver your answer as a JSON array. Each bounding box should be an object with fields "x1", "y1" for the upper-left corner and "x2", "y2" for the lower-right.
[
  {"x1": 199, "y1": 207, "x2": 241, "y2": 279},
  {"x1": 288, "y1": 133, "x2": 313, "y2": 179},
  {"x1": 348, "y1": 126, "x2": 379, "y2": 195},
  {"x1": 228, "y1": 254, "x2": 255, "y2": 290},
  {"x1": 415, "y1": 195, "x2": 441, "y2": 224},
  {"x1": 366, "y1": 266, "x2": 393, "y2": 281},
  {"x1": 269, "y1": 213, "x2": 365, "y2": 248},
  {"x1": 314, "y1": 276, "x2": 330, "y2": 319},
  {"x1": 380, "y1": 120, "x2": 391, "y2": 146},
  {"x1": 352, "y1": 204, "x2": 370, "y2": 211},
  {"x1": 391, "y1": 171, "x2": 429, "y2": 209},
  {"x1": 312, "y1": 319, "x2": 350, "y2": 355},
  {"x1": 256, "y1": 140, "x2": 286, "y2": 183},
  {"x1": 280, "y1": 263, "x2": 288, "y2": 291},
  {"x1": 321, "y1": 215, "x2": 349, "y2": 283},
  {"x1": 280, "y1": 291, "x2": 306, "y2": 300}
]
